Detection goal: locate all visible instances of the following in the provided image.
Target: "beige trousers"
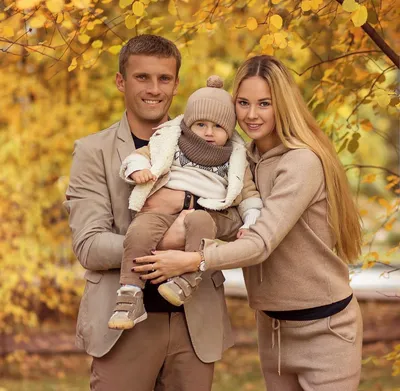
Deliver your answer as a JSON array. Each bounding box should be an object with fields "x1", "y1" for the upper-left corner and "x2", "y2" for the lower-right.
[
  {"x1": 120, "y1": 209, "x2": 242, "y2": 286},
  {"x1": 90, "y1": 312, "x2": 214, "y2": 391},
  {"x1": 256, "y1": 296, "x2": 363, "y2": 391}
]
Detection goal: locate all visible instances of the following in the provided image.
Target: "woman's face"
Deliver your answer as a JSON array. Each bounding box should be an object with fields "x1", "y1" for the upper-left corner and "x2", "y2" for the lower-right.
[{"x1": 235, "y1": 76, "x2": 279, "y2": 152}]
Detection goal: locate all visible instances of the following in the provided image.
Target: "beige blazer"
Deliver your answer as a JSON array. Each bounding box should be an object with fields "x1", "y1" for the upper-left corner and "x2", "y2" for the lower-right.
[{"x1": 64, "y1": 113, "x2": 234, "y2": 361}]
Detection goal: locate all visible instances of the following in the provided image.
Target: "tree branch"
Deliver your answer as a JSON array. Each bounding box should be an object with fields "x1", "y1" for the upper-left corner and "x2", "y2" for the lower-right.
[
  {"x1": 345, "y1": 164, "x2": 399, "y2": 177},
  {"x1": 335, "y1": 0, "x2": 399, "y2": 68},
  {"x1": 296, "y1": 50, "x2": 382, "y2": 76}
]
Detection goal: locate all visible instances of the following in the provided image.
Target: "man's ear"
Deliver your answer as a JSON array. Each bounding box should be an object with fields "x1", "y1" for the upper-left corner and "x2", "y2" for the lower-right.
[
  {"x1": 116, "y1": 72, "x2": 125, "y2": 93},
  {"x1": 173, "y1": 77, "x2": 179, "y2": 96}
]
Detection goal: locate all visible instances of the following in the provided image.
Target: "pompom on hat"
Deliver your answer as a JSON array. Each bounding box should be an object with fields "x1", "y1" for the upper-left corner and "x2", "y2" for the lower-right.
[{"x1": 183, "y1": 75, "x2": 236, "y2": 138}]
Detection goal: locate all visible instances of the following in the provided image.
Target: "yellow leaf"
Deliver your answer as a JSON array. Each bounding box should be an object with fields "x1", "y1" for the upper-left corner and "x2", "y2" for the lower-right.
[
  {"x1": 361, "y1": 120, "x2": 373, "y2": 132},
  {"x1": 119, "y1": 0, "x2": 133, "y2": 7},
  {"x1": 91, "y1": 40, "x2": 103, "y2": 49},
  {"x1": 351, "y1": 5, "x2": 368, "y2": 27},
  {"x1": 132, "y1": 1, "x2": 144, "y2": 16},
  {"x1": 68, "y1": 57, "x2": 77, "y2": 72},
  {"x1": 246, "y1": 17, "x2": 258, "y2": 31},
  {"x1": 260, "y1": 34, "x2": 274, "y2": 48},
  {"x1": 206, "y1": 22, "x2": 215, "y2": 30},
  {"x1": 72, "y1": 0, "x2": 91, "y2": 9},
  {"x1": 108, "y1": 45, "x2": 122, "y2": 55},
  {"x1": 274, "y1": 32, "x2": 287, "y2": 48},
  {"x1": 378, "y1": 198, "x2": 392, "y2": 213},
  {"x1": 310, "y1": 0, "x2": 323, "y2": 9},
  {"x1": 16, "y1": 0, "x2": 41, "y2": 8},
  {"x1": 386, "y1": 245, "x2": 400, "y2": 256},
  {"x1": 62, "y1": 19, "x2": 73, "y2": 29},
  {"x1": 168, "y1": 0, "x2": 177, "y2": 15},
  {"x1": 30, "y1": 14, "x2": 47, "y2": 28},
  {"x1": 56, "y1": 13, "x2": 63, "y2": 23},
  {"x1": 359, "y1": 209, "x2": 368, "y2": 217},
  {"x1": 270, "y1": 14, "x2": 283, "y2": 30},
  {"x1": 361, "y1": 173, "x2": 376, "y2": 184},
  {"x1": 369, "y1": 252, "x2": 379, "y2": 261},
  {"x1": 375, "y1": 90, "x2": 391, "y2": 108},
  {"x1": 102, "y1": 0, "x2": 112, "y2": 2},
  {"x1": 271, "y1": 0, "x2": 281, "y2": 3},
  {"x1": 0, "y1": 13, "x2": 6, "y2": 21},
  {"x1": 342, "y1": 0, "x2": 359, "y2": 12},
  {"x1": 125, "y1": 14, "x2": 137, "y2": 29},
  {"x1": 3, "y1": 26, "x2": 14, "y2": 37},
  {"x1": 384, "y1": 217, "x2": 396, "y2": 231},
  {"x1": 301, "y1": 1, "x2": 311, "y2": 12},
  {"x1": 46, "y1": 0, "x2": 65, "y2": 13},
  {"x1": 78, "y1": 34, "x2": 90, "y2": 44}
]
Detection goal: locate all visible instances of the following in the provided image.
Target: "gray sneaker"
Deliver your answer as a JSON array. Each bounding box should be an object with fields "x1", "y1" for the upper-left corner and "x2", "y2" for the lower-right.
[
  {"x1": 158, "y1": 272, "x2": 203, "y2": 306},
  {"x1": 108, "y1": 286, "x2": 147, "y2": 330}
]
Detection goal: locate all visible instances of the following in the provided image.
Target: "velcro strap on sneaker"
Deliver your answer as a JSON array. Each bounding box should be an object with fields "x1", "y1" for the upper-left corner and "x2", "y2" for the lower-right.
[
  {"x1": 173, "y1": 278, "x2": 193, "y2": 298},
  {"x1": 180, "y1": 272, "x2": 202, "y2": 288},
  {"x1": 116, "y1": 295, "x2": 137, "y2": 304},
  {"x1": 114, "y1": 304, "x2": 135, "y2": 312}
]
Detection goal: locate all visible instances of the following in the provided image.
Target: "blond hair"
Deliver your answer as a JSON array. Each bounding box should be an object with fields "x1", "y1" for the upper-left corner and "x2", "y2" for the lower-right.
[{"x1": 233, "y1": 55, "x2": 361, "y2": 264}]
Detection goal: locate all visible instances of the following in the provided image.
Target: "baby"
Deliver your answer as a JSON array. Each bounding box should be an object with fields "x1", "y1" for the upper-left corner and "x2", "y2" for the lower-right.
[{"x1": 108, "y1": 76, "x2": 262, "y2": 330}]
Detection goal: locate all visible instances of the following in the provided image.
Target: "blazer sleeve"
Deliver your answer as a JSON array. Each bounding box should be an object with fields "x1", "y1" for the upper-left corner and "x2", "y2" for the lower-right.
[
  {"x1": 64, "y1": 140, "x2": 124, "y2": 271},
  {"x1": 202, "y1": 149, "x2": 325, "y2": 270}
]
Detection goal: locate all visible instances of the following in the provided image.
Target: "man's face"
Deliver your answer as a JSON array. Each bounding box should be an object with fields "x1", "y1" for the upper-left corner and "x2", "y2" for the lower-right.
[{"x1": 116, "y1": 54, "x2": 179, "y2": 125}]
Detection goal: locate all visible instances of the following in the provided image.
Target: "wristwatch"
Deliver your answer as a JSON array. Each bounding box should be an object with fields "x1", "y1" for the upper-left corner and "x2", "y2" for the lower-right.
[{"x1": 197, "y1": 250, "x2": 207, "y2": 272}]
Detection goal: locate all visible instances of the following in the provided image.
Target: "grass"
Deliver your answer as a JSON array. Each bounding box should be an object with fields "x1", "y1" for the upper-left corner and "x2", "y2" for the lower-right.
[{"x1": 1, "y1": 298, "x2": 398, "y2": 391}]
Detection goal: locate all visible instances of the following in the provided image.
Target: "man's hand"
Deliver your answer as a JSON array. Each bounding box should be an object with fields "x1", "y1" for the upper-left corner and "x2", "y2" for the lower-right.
[
  {"x1": 141, "y1": 188, "x2": 188, "y2": 214},
  {"x1": 236, "y1": 228, "x2": 248, "y2": 239},
  {"x1": 131, "y1": 169, "x2": 157, "y2": 184}
]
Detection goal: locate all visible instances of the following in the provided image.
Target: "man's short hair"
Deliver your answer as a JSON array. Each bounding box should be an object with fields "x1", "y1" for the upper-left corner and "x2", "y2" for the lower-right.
[{"x1": 119, "y1": 35, "x2": 181, "y2": 79}]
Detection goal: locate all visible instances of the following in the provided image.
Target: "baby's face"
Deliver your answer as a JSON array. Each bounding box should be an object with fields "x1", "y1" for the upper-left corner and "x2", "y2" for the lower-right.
[{"x1": 190, "y1": 120, "x2": 229, "y2": 146}]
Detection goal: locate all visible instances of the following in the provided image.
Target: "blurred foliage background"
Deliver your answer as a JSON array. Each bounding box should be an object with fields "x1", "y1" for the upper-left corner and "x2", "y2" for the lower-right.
[{"x1": 0, "y1": 0, "x2": 399, "y2": 382}]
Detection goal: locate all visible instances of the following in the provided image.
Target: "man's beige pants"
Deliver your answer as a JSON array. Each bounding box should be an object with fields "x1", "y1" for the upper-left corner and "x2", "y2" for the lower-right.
[
  {"x1": 256, "y1": 296, "x2": 363, "y2": 391},
  {"x1": 91, "y1": 209, "x2": 241, "y2": 390},
  {"x1": 91, "y1": 312, "x2": 214, "y2": 391}
]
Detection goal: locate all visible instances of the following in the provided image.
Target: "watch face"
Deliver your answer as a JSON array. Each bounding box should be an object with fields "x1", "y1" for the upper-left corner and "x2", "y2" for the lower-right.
[{"x1": 199, "y1": 261, "x2": 206, "y2": 272}]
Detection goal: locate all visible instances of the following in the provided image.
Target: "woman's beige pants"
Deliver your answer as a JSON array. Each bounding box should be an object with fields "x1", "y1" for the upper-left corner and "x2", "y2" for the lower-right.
[{"x1": 256, "y1": 296, "x2": 363, "y2": 391}]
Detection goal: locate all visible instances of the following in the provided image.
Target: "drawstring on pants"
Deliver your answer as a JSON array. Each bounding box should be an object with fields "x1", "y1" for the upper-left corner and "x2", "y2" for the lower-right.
[{"x1": 271, "y1": 318, "x2": 281, "y2": 376}]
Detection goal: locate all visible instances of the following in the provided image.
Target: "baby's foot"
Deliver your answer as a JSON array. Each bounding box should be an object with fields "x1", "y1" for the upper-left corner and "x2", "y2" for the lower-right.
[
  {"x1": 158, "y1": 272, "x2": 203, "y2": 306},
  {"x1": 108, "y1": 286, "x2": 147, "y2": 330}
]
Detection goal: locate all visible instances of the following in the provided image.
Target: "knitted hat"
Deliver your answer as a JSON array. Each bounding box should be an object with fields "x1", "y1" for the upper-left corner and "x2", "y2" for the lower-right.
[{"x1": 183, "y1": 75, "x2": 236, "y2": 138}]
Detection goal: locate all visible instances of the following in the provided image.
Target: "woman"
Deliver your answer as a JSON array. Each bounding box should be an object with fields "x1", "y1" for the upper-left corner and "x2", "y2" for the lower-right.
[{"x1": 134, "y1": 55, "x2": 363, "y2": 391}]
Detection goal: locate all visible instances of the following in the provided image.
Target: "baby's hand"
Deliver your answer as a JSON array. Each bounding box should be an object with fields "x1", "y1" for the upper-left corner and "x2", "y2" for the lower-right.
[
  {"x1": 131, "y1": 169, "x2": 157, "y2": 184},
  {"x1": 236, "y1": 228, "x2": 248, "y2": 239}
]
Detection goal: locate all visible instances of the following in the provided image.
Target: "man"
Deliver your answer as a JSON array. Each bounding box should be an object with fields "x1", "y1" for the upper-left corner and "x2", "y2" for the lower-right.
[{"x1": 64, "y1": 35, "x2": 234, "y2": 391}]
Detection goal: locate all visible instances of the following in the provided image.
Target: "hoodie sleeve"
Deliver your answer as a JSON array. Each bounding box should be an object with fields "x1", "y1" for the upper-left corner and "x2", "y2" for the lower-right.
[
  {"x1": 202, "y1": 149, "x2": 326, "y2": 270},
  {"x1": 237, "y1": 165, "x2": 263, "y2": 229}
]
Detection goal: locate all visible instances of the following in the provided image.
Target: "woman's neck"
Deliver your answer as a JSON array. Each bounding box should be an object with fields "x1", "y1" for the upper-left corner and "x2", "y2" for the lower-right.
[{"x1": 255, "y1": 133, "x2": 281, "y2": 155}]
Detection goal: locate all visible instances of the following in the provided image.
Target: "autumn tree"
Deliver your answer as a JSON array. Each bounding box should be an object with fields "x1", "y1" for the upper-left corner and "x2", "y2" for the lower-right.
[{"x1": 0, "y1": 0, "x2": 399, "y2": 373}]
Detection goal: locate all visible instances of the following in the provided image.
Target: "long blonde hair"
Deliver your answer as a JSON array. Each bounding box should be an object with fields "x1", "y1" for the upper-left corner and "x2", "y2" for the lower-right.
[{"x1": 233, "y1": 55, "x2": 361, "y2": 264}]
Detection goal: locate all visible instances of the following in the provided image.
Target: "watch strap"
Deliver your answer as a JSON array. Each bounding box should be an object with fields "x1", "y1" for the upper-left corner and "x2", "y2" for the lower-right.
[{"x1": 182, "y1": 191, "x2": 193, "y2": 210}]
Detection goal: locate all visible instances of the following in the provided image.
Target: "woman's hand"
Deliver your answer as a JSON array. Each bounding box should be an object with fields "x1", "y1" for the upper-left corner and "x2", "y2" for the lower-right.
[{"x1": 133, "y1": 250, "x2": 201, "y2": 284}]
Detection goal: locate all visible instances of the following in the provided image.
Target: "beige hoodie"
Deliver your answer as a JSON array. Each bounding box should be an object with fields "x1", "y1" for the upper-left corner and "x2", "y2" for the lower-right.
[{"x1": 202, "y1": 143, "x2": 352, "y2": 311}]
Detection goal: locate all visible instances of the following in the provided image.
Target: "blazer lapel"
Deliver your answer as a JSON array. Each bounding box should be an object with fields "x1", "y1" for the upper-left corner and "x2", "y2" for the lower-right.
[{"x1": 117, "y1": 112, "x2": 135, "y2": 163}]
